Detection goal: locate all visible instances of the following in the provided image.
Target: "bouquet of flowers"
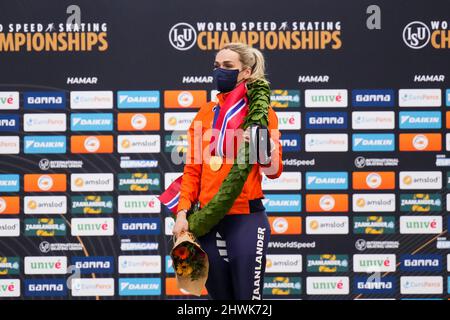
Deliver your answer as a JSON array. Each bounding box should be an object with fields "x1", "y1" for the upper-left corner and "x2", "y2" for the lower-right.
[{"x1": 170, "y1": 230, "x2": 209, "y2": 296}]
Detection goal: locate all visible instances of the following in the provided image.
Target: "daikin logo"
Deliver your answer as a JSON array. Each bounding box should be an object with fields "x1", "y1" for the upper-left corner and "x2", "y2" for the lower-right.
[{"x1": 117, "y1": 91, "x2": 160, "y2": 109}]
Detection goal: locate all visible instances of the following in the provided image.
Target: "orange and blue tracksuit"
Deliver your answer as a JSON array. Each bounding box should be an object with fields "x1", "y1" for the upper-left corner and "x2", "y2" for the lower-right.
[{"x1": 177, "y1": 90, "x2": 283, "y2": 300}]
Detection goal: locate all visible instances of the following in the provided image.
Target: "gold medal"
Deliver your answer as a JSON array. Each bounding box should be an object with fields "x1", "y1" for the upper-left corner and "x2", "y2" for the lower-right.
[{"x1": 209, "y1": 156, "x2": 223, "y2": 171}]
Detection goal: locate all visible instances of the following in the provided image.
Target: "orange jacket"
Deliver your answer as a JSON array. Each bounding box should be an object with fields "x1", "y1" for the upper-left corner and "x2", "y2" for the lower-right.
[{"x1": 177, "y1": 91, "x2": 283, "y2": 215}]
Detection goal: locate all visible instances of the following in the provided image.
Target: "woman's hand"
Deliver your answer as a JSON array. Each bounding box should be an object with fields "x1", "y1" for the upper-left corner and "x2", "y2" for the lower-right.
[{"x1": 173, "y1": 209, "x2": 189, "y2": 238}]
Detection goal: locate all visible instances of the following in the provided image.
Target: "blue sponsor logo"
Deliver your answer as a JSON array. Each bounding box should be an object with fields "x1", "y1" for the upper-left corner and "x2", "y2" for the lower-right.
[
  {"x1": 306, "y1": 172, "x2": 348, "y2": 190},
  {"x1": 446, "y1": 89, "x2": 450, "y2": 107},
  {"x1": 400, "y1": 254, "x2": 442, "y2": 272},
  {"x1": 263, "y1": 194, "x2": 301, "y2": 212},
  {"x1": 399, "y1": 111, "x2": 441, "y2": 129},
  {"x1": 119, "y1": 278, "x2": 161, "y2": 296},
  {"x1": 352, "y1": 89, "x2": 394, "y2": 107},
  {"x1": 71, "y1": 113, "x2": 113, "y2": 131},
  {"x1": 0, "y1": 174, "x2": 20, "y2": 192},
  {"x1": 24, "y1": 135, "x2": 66, "y2": 154},
  {"x1": 354, "y1": 276, "x2": 395, "y2": 294},
  {"x1": 24, "y1": 279, "x2": 67, "y2": 297},
  {"x1": 119, "y1": 218, "x2": 161, "y2": 235},
  {"x1": 23, "y1": 92, "x2": 66, "y2": 110},
  {"x1": 71, "y1": 256, "x2": 115, "y2": 274},
  {"x1": 280, "y1": 133, "x2": 301, "y2": 152},
  {"x1": 165, "y1": 255, "x2": 174, "y2": 273},
  {"x1": 305, "y1": 112, "x2": 347, "y2": 129},
  {"x1": 352, "y1": 133, "x2": 395, "y2": 151},
  {"x1": 117, "y1": 91, "x2": 160, "y2": 109},
  {"x1": 0, "y1": 114, "x2": 19, "y2": 132}
]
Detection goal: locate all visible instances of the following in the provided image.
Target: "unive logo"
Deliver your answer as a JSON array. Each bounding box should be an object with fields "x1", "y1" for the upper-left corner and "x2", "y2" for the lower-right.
[
  {"x1": 24, "y1": 136, "x2": 67, "y2": 154},
  {"x1": 262, "y1": 194, "x2": 301, "y2": 213},
  {"x1": 119, "y1": 278, "x2": 161, "y2": 296},
  {"x1": 305, "y1": 112, "x2": 347, "y2": 130},
  {"x1": 279, "y1": 133, "x2": 301, "y2": 152},
  {"x1": 71, "y1": 113, "x2": 113, "y2": 131},
  {"x1": 306, "y1": 172, "x2": 348, "y2": 190},
  {"x1": 400, "y1": 254, "x2": 442, "y2": 272},
  {"x1": 0, "y1": 114, "x2": 19, "y2": 132},
  {"x1": 400, "y1": 216, "x2": 442, "y2": 234},
  {"x1": 399, "y1": 111, "x2": 441, "y2": 129},
  {"x1": 117, "y1": 91, "x2": 160, "y2": 109},
  {"x1": 354, "y1": 276, "x2": 395, "y2": 294},
  {"x1": 0, "y1": 279, "x2": 20, "y2": 297},
  {"x1": 0, "y1": 174, "x2": 20, "y2": 192},
  {"x1": 353, "y1": 254, "x2": 396, "y2": 273},
  {"x1": 0, "y1": 92, "x2": 19, "y2": 110},
  {"x1": 306, "y1": 254, "x2": 349, "y2": 273},
  {"x1": 71, "y1": 256, "x2": 114, "y2": 274},
  {"x1": 270, "y1": 90, "x2": 300, "y2": 108},
  {"x1": 351, "y1": 89, "x2": 394, "y2": 107},
  {"x1": 277, "y1": 112, "x2": 301, "y2": 130},
  {"x1": 353, "y1": 216, "x2": 395, "y2": 235},
  {"x1": 24, "y1": 91, "x2": 66, "y2": 110},
  {"x1": 24, "y1": 279, "x2": 67, "y2": 297},
  {"x1": 24, "y1": 256, "x2": 67, "y2": 275},
  {"x1": 306, "y1": 277, "x2": 349, "y2": 295},
  {"x1": 352, "y1": 133, "x2": 395, "y2": 151},
  {"x1": 71, "y1": 218, "x2": 114, "y2": 236},
  {"x1": 118, "y1": 195, "x2": 161, "y2": 213},
  {"x1": 119, "y1": 218, "x2": 161, "y2": 236},
  {"x1": 305, "y1": 89, "x2": 348, "y2": 108}
]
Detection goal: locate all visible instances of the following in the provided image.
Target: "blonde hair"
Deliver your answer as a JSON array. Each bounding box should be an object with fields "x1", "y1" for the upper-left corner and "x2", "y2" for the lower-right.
[{"x1": 219, "y1": 42, "x2": 270, "y2": 85}]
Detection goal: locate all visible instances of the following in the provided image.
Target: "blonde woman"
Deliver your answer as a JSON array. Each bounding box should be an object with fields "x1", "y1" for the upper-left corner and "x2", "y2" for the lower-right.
[{"x1": 172, "y1": 42, "x2": 283, "y2": 300}]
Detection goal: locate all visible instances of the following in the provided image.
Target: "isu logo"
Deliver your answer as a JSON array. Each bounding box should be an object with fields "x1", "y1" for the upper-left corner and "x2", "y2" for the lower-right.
[
  {"x1": 169, "y1": 23, "x2": 197, "y2": 51},
  {"x1": 403, "y1": 21, "x2": 430, "y2": 49}
]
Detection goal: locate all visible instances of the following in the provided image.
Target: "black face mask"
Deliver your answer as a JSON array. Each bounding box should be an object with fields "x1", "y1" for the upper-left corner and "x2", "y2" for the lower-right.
[{"x1": 212, "y1": 67, "x2": 242, "y2": 93}]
